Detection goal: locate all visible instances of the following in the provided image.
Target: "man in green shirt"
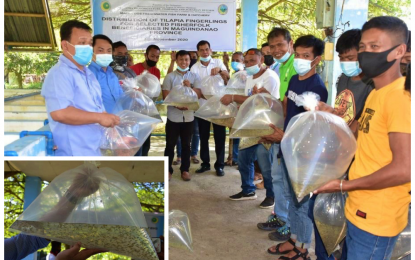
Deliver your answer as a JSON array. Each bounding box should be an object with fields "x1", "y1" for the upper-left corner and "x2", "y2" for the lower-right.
[
  {"x1": 269, "y1": 27, "x2": 297, "y2": 101},
  {"x1": 256, "y1": 27, "x2": 297, "y2": 239}
]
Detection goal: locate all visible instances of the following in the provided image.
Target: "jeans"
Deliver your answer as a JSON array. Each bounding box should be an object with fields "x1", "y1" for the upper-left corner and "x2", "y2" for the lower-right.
[
  {"x1": 198, "y1": 118, "x2": 226, "y2": 170},
  {"x1": 256, "y1": 144, "x2": 275, "y2": 198},
  {"x1": 289, "y1": 181, "x2": 313, "y2": 247},
  {"x1": 272, "y1": 155, "x2": 291, "y2": 225},
  {"x1": 232, "y1": 138, "x2": 240, "y2": 162},
  {"x1": 164, "y1": 119, "x2": 194, "y2": 174},
  {"x1": 238, "y1": 145, "x2": 258, "y2": 194},
  {"x1": 308, "y1": 195, "x2": 336, "y2": 260},
  {"x1": 176, "y1": 118, "x2": 200, "y2": 157},
  {"x1": 344, "y1": 220, "x2": 399, "y2": 260},
  {"x1": 135, "y1": 147, "x2": 143, "y2": 156}
]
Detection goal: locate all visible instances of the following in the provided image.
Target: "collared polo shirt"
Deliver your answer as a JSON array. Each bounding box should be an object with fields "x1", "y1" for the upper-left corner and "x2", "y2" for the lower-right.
[{"x1": 41, "y1": 54, "x2": 105, "y2": 156}]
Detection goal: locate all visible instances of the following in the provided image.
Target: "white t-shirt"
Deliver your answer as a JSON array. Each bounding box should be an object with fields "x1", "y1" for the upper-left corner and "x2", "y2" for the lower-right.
[
  {"x1": 245, "y1": 69, "x2": 280, "y2": 100},
  {"x1": 190, "y1": 58, "x2": 227, "y2": 106}
]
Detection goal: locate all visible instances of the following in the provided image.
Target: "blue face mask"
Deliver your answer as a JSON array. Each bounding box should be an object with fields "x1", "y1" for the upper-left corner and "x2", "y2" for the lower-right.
[
  {"x1": 245, "y1": 64, "x2": 260, "y2": 76},
  {"x1": 200, "y1": 56, "x2": 211, "y2": 62},
  {"x1": 274, "y1": 50, "x2": 291, "y2": 63},
  {"x1": 67, "y1": 42, "x2": 93, "y2": 66},
  {"x1": 231, "y1": 62, "x2": 244, "y2": 71},
  {"x1": 95, "y1": 54, "x2": 113, "y2": 67},
  {"x1": 177, "y1": 66, "x2": 189, "y2": 72},
  {"x1": 293, "y1": 58, "x2": 317, "y2": 76},
  {"x1": 340, "y1": 61, "x2": 362, "y2": 77}
]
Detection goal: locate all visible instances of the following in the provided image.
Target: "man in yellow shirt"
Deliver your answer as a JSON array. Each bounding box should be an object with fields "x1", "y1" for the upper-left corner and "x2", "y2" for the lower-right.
[{"x1": 315, "y1": 16, "x2": 410, "y2": 260}]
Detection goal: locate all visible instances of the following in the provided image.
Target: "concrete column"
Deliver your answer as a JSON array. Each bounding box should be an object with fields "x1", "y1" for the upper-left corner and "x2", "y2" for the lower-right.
[
  {"x1": 324, "y1": 0, "x2": 369, "y2": 105},
  {"x1": 240, "y1": 0, "x2": 259, "y2": 52},
  {"x1": 22, "y1": 176, "x2": 42, "y2": 260}
]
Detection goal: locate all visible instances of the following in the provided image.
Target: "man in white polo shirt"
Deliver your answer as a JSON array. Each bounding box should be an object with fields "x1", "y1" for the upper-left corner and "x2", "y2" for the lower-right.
[
  {"x1": 191, "y1": 40, "x2": 230, "y2": 176},
  {"x1": 221, "y1": 48, "x2": 280, "y2": 208}
]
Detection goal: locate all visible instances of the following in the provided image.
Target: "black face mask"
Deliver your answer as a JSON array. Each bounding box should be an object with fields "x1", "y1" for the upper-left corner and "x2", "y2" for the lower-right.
[
  {"x1": 190, "y1": 58, "x2": 198, "y2": 68},
  {"x1": 358, "y1": 45, "x2": 400, "y2": 78},
  {"x1": 113, "y1": 55, "x2": 128, "y2": 66},
  {"x1": 264, "y1": 55, "x2": 274, "y2": 66},
  {"x1": 146, "y1": 59, "x2": 157, "y2": 68}
]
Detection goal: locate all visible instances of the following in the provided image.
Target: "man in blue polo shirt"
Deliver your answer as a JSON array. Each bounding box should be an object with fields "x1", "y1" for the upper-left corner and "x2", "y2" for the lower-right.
[
  {"x1": 41, "y1": 20, "x2": 119, "y2": 156},
  {"x1": 89, "y1": 34, "x2": 124, "y2": 114}
]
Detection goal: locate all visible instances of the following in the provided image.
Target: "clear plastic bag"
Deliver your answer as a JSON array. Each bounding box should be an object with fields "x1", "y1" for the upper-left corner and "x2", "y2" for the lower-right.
[
  {"x1": 229, "y1": 93, "x2": 284, "y2": 138},
  {"x1": 136, "y1": 70, "x2": 161, "y2": 101},
  {"x1": 195, "y1": 95, "x2": 238, "y2": 128},
  {"x1": 163, "y1": 83, "x2": 200, "y2": 111},
  {"x1": 169, "y1": 210, "x2": 193, "y2": 252},
  {"x1": 391, "y1": 207, "x2": 411, "y2": 260},
  {"x1": 114, "y1": 78, "x2": 162, "y2": 120},
  {"x1": 120, "y1": 76, "x2": 142, "y2": 92},
  {"x1": 100, "y1": 110, "x2": 161, "y2": 156},
  {"x1": 200, "y1": 75, "x2": 225, "y2": 99},
  {"x1": 9, "y1": 163, "x2": 158, "y2": 260},
  {"x1": 225, "y1": 70, "x2": 247, "y2": 95},
  {"x1": 281, "y1": 93, "x2": 357, "y2": 201},
  {"x1": 313, "y1": 192, "x2": 347, "y2": 256}
]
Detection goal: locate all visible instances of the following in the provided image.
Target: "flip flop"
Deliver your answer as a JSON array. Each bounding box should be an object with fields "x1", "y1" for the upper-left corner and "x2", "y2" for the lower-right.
[
  {"x1": 173, "y1": 160, "x2": 181, "y2": 165},
  {"x1": 191, "y1": 158, "x2": 200, "y2": 164},
  {"x1": 267, "y1": 239, "x2": 295, "y2": 255}
]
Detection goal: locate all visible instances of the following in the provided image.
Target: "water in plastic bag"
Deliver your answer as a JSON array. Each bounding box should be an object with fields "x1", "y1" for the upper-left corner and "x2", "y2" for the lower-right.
[
  {"x1": 169, "y1": 210, "x2": 193, "y2": 252},
  {"x1": 195, "y1": 95, "x2": 238, "y2": 128},
  {"x1": 225, "y1": 70, "x2": 247, "y2": 95},
  {"x1": 201, "y1": 74, "x2": 225, "y2": 99},
  {"x1": 136, "y1": 70, "x2": 161, "y2": 101},
  {"x1": 314, "y1": 192, "x2": 347, "y2": 256},
  {"x1": 100, "y1": 110, "x2": 161, "y2": 156},
  {"x1": 9, "y1": 163, "x2": 158, "y2": 260},
  {"x1": 163, "y1": 83, "x2": 200, "y2": 111},
  {"x1": 229, "y1": 93, "x2": 284, "y2": 138},
  {"x1": 391, "y1": 208, "x2": 411, "y2": 260},
  {"x1": 113, "y1": 78, "x2": 162, "y2": 120},
  {"x1": 281, "y1": 93, "x2": 357, "y2": 201}
]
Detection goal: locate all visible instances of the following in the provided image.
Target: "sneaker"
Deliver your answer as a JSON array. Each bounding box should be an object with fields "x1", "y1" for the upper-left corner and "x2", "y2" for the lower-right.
[
  {"x1": 257, "y1": 214, "x2": 286, "y2": 231},
  {"x1": 268, "y1": 225, "x2": 291, "y2": 241},
  {"x1": 229, "y1": 191, "x2": 257, "y2": 201},
  {"x1": 259, "y1": 197, "x2": 275, "y2": 209}
]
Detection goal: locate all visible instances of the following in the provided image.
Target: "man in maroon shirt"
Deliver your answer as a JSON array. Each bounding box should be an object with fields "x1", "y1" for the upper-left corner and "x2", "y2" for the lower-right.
[{"x1": 130, "y1": 44, "x2": 161, "y2": 156}]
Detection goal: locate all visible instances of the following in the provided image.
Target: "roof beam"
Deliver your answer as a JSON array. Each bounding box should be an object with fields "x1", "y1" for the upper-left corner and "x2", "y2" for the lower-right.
[
  {"x1": 5, "y1": 12, "x2": 45, "y2": 18},
  {"x1": 5, "y1": 42, "x2": 52, "y2": 47}
]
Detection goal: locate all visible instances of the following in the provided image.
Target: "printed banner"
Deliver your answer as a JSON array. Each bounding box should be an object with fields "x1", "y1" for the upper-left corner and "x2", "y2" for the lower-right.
[{"x1": 92, "y1": 0, "x2": 236, "y2": 51}]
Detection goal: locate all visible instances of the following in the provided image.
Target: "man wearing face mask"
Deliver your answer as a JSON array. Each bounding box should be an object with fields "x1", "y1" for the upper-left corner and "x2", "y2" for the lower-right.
[
  {"x1": 163, "y1": 50, "x2": 202, "y2": 181},
  {"x1": 256, "y1": 27, "x2": 298, "y2": 236},
  {"x1": 314, "y1": 16, "x2": 411, "y2": 260},
  {"x1": 221, "y1": 49, "x2": 280, "y2": 209},
  {"x1": 262, "y1": 43, "x2": 278, "y2": 72},
  {"x1": 130, "y1": 44, "x2": 161, "y2": 156},
  {"x1": 110, "y1": 41, "x2": 137, "y2": 80},
  {"x1": 261, "y1": 35, "x2": 328, "y2": 260},
  {"x1": 191, "y1": 40, "x2": 230, "y2": 176},
  {"x1": 41, "y1": 20, "x2": 120, "y2": 156},
  {"x1": 89, "y1": 34, "x2": 124, "y2": 114}
]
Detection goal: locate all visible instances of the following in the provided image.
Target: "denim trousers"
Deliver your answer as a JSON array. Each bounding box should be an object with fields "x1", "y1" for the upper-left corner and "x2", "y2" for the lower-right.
[
  {"x1": 176, "y1": 117, "x2": 199, "y2": 157},
  {"x1": 256, "y1": 144, "x2": 275, "y2": 198},
  {"x1": 343, "y1": 220, "x2": 399, "y2": 260},
  {"x1": 272, "y1": 155, "x2": 291, "y2": 225},
  {"x1": 238, "y1": 145, "x2": 258, "y2": 194},
  {"x1": 232, "y1": 138, "x2": 240, "y2": 162}
]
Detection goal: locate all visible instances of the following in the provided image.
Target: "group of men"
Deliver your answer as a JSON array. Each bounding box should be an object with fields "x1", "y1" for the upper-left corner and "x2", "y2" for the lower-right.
[{"x1": 39, "y1": 15, "x2": 411, "y2": 260}]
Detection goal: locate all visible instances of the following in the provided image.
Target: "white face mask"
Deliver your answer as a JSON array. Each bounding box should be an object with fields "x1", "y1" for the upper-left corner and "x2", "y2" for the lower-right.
[{"x1": 293, "y1": 57, "x2": 317, "y2": 76}]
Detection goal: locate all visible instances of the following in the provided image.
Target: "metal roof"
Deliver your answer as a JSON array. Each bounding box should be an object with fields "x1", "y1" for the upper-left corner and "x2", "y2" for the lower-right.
[
  {"x1": 5, "y1": 160, "x2": 165, "y2": 183},
  {"x1": 4, "y1": 0, "x2": 57, "y2": 51}
]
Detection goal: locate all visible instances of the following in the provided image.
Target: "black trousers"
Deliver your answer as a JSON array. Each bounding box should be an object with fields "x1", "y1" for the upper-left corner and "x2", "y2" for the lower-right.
[
  {"x1": 164, "y1": 119, "x2": 194, "y2": 174},
  {"x1": 142, "y1": 136, "x2": 151, "y2": 156},
  {"x1": 198, "y1": 118, "x2": 226, "y2": 170}
]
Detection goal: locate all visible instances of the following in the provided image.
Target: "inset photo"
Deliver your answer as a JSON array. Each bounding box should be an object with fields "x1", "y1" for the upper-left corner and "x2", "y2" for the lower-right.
[{"x1": 4, "y1": 159, "x2": 166, "y2": 260}]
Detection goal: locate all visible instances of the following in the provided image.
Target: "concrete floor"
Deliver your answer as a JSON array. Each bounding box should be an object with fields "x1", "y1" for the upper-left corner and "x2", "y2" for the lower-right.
[{"x1": 149, "y1": 136, "x2": 317, "y2": 260}]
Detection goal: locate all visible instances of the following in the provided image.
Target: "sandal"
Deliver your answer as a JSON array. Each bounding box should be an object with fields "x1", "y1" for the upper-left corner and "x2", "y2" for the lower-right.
[
  {"x1": 191, "y1": 157, "x2": 200, "y2": 164},
  {"x1": 278, "y1": 247, "x2": 311, "y2": 260},
  {"x1": 267, "y1": 238, "x2": 295, "y2": 255},
  {"x1": 172, "y1": 159, "x2": 181, "y2": 165}
]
